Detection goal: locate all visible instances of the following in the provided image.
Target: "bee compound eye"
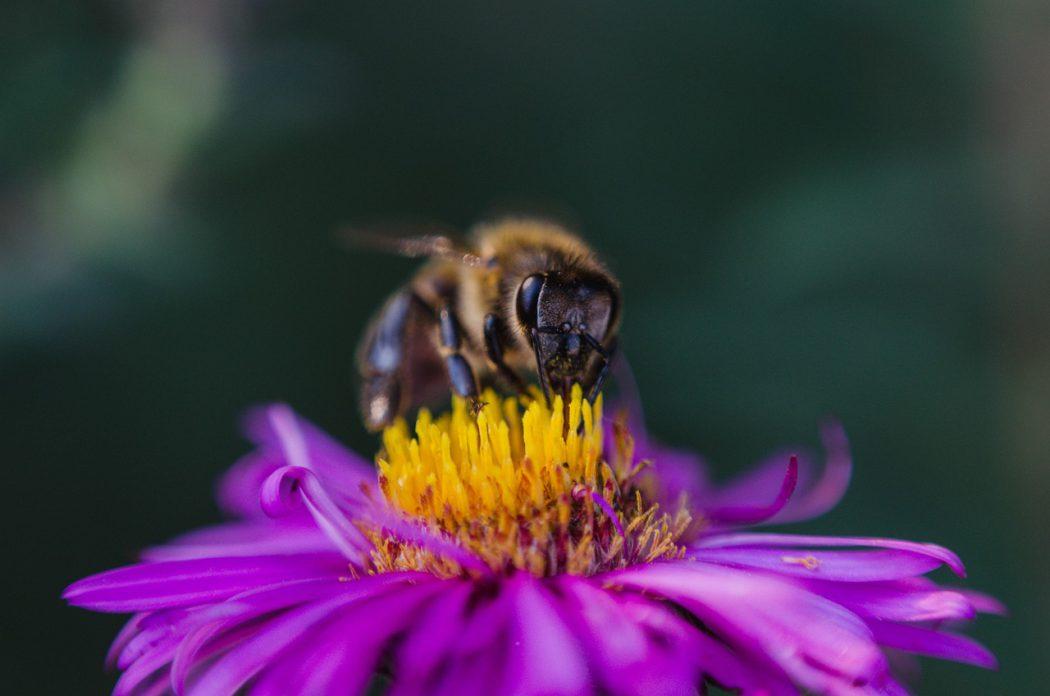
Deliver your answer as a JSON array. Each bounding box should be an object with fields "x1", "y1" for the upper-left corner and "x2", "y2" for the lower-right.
[{"x1": 516, "y1": 274, "x2": 544, "y2": 328}]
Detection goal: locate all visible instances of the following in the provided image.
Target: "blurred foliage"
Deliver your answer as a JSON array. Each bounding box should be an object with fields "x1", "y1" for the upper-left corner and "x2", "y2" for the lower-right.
[{"x1": 1, "y1": 1, "x2": 1042, "y2": 693}]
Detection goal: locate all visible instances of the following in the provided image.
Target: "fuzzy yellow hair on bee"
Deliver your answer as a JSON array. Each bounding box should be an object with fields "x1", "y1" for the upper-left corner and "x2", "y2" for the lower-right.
[{"x1": 354, "y1": 217, "x2": 620, "y2": 431}]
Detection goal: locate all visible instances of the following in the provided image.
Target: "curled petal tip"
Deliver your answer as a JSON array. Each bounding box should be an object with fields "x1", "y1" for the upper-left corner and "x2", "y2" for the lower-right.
[
  {"x1": 260, "y1": 465, "x2": 307, "y2": 518},
  {"x1": 259, "y1": 465, "x2": 367, "y2": 560},
  {"x1": 772, "y1": 419, "x2": 853, "y2": 524},
  {"x1": 706, "y1": 454, "x2": 798, "y2": 525}
]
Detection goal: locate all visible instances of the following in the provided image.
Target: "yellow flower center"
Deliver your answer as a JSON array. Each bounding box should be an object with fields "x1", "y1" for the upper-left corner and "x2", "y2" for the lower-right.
[{"x1": 368, "y1": 385, "x2": 690, "y2": 577}]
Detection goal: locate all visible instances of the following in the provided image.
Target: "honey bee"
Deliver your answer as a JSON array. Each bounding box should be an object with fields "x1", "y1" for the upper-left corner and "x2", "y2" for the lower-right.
[{"x1": 354, "y1": 217, "x2": 621, "y2": 431}]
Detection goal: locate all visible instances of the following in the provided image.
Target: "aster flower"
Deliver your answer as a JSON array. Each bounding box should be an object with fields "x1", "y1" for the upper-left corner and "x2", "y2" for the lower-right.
[{"x1": 65, "y1": 387, "x2": 1001, "y2": 695}]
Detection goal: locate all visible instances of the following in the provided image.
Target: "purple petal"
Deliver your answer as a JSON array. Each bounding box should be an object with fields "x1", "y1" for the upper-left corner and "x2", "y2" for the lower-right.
[
  {"x1": 164, "y1": 578, "x2": 350, "y2": 693},
  {"x1": 686, "y1": 623, "x2": 797, "y2": 695},
  {"x1": 453, "y1": 584, "x2": 513, "y2": 656},
  {"x1": 705, "y1": 455, "x2": 798, "y2": 525},
  {"x1": 393, "y1": 581, "x2": 475, "y2": 690},
  {"x1": 187, "y1": 572, "x2": 431, "y2": 696},
  {"x1": 172, "y1": 617, "x2": 267, "y2": 693},
  {"x1": 636, "y1": 440, "x2": 711, "y2": 509},
  {"x1": 694, "y1": 533, "x2": 966, "y2": 577},
  {"x1": 556, "y1": 577, "x2": 650, "y2": 668},
  {"x1": 217, "y1": 450, "x2": 289, "y2": 519},
  {"x1": 136, "y1": 672, "x2": 180, "y2": 696},
  {"x1": 615, "y1": 600, "x2": 716, "y2": 696},
  {"x1": 118, "y1": 607, "x2": 193, "y2": 669},
  {"x1": 218, "y1": 403, "x2": 375, "y2": 518},
  {"x1": 691, "y1": 547, "x2": 947, "y2": 582},
  {"x1": 502, "y1": 574, "x2": 589, "y2": 696},
  {"x1": 247, "y1": 578, "x2": 448, "y2": 696},
  {"x1": 607, "y1": 562, "x2": 888, "y2": 693},
  {"x1": 883, "y1": 647, "x2": 923, "y2": 688},
  {"x1": 63, "y1": 554, "x2": 347, "y2": 612},
  {"x1": 412, "y1": 586, "x2": 515, "y2": 696},
  {"x1": 429, "y1": 651, "x2": 508, "y2": 696},
  {"x1": 701, "y1": 420, "x2": 852, "y2": 526},
  {"x1": 112, "y1": 632, "x2": 180, "y2": 696},
  {"x1": 105, "y1": 613, "x2": 147, "y2": 669},
  {"x1": 172, "y1": 621, "x2": 230, "y2": 694},
  {"x1": 556, "y1": 577, "x2": 706, "y2": 695},
  {"x1": 867, "y1": 621, "x2": 998, "y2": 669},
  {"x1": 800, "y1": 578, "x2": 978, "y2": 622},
  {"x1": 141, "y1": 520, "x2": 335, "y2": 561},
  {"x1": 957, "y1": 589, "x2": 1008, "y2": 616},
  {"x1": 873, "y1": 676, "x2": 912, "y2": 696},
  {"x1": 779, "y1": 419, "x2": 852, "y2": 523},
  {"x1": 261, "y1": 465, "x2": 370, "y2": 560},
  {"x1": 250, "y1": 403, "x2": 374, "y2": 492}
]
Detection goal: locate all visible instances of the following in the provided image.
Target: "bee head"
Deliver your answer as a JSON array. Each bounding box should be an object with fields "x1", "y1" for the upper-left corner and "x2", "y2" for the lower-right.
[{"x1": 515, "y1": 270, "x2": 619, "y2": 398}]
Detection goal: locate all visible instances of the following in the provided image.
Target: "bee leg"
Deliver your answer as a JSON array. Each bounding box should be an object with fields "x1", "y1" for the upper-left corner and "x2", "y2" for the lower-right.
[
  {"x1": 358, "y1": 290, "x2": 429, "y2": 431},
  {"x1": 530, "y1": 327, "x2": 553, "y2": 405},
  {"x1": 584, "y1": 336, "x2": 618, "y2": 403},
  {"x1": 483, "y1": 313, "x2": 527, "y2": 394},
  {"x1": 438, "y1": 304, "x2": 480, "y2": 402}
]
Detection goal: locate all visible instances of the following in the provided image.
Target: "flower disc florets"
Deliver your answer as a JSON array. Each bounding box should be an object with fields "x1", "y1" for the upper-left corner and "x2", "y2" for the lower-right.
[{"x1": 371, "y1": 386, "x2": 691, "y2": 577}]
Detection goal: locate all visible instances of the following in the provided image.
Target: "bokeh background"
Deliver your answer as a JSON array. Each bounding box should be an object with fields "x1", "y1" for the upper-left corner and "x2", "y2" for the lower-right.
[{"x1": 3, "y1": 1, "x2": 1046, "y2": 692}]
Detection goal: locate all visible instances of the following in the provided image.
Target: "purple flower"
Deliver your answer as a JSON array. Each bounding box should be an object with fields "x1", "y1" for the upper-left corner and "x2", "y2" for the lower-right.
[{"x1": 65, "y1": 388, "x2": 1001, "y2": 695}]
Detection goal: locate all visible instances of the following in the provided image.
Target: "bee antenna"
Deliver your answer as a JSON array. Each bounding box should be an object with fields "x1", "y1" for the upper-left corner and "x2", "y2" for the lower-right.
[{"x1": 336, "y1": 224, "x2": 485, "y2": 267}]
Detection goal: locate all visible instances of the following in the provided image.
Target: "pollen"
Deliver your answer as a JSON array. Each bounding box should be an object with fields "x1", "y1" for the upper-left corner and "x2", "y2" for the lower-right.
[
  {"x1": 367, "y1": 385, "x2": 691, "y2": 578},
  {"x1": 782, "y1": 554, "x2": 821, "y2": 571}
]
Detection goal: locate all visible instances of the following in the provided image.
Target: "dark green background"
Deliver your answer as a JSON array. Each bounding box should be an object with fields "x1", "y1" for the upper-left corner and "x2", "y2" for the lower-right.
[{"x1": 3, "y1": 2, "x2": 1045, "y2": 693}]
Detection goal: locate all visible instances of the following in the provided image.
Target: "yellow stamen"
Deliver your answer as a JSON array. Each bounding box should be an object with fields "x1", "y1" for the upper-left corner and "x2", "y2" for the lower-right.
[{"x1": 368, "y1": 385, "x2": 691, "y2": 578}]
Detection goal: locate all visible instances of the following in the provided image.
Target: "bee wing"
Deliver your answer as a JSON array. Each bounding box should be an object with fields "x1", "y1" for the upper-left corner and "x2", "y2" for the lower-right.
[{"x1": 338, "y1": 222, "x2": 485, "y2": 267}]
